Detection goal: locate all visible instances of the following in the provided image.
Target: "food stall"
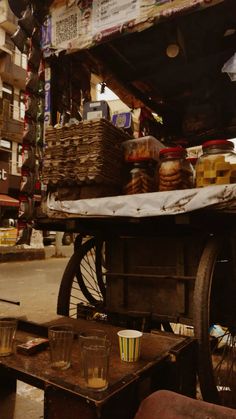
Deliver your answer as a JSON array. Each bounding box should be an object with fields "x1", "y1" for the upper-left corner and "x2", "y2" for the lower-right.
[{"x1": 9, "y1": 0, "x2": 236, "y2": 409}]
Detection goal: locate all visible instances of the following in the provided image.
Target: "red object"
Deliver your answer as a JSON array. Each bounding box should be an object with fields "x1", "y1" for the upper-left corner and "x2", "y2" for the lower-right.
[
  {"x1": 134, "y1": 390, "x2": 236, "y2": 419},
  {"x1": 0, "y1": 194, "x2": 19, "y2": 207},
  {"x1": 159, "y1": 146, "x2": 185, "y2": 155},
  {"x1": 186, "y1": 157, "x2": 198, "y2": 166},
  {"x1": 159, "y1": 146, "x2": 186, "y2": 159},
  {"x1": 202, "y1": 139, "x2": 234, "y2": 150}
]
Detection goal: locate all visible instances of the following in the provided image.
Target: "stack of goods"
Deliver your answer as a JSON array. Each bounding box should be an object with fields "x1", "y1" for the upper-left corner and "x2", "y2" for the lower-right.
[
  {"x1": 43, "y1": 119, "x2": 130, "y2": 199},
  {"x1": 195, "y1": 140, "x2": 236, "y2": 187},
  {"x1": 9, "y1": 0, "x2": 47, "y2": 244},
  {"x1": 122, "y1": 136, "x2": 162, "y2": 195},
  {"x1": 83, "y1": 100, "x2": 110, "y2": 120},
  {"x1": 111, "y1": 112, "x2": 133, "y2": 136},
  {"x1": 158, "y1": 147, "x2": 194, "y2": 191}
]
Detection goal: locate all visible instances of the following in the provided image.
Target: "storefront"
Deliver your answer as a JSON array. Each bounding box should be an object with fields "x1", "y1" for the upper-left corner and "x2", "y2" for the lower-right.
[{"x1": 0, "y1": 160, "x2": 19, "y2": 227}]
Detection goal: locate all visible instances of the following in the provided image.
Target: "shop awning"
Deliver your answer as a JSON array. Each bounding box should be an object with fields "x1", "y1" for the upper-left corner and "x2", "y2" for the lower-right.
[{"x1": 0, "y1": 194, "x2": 19, "y2": 207}]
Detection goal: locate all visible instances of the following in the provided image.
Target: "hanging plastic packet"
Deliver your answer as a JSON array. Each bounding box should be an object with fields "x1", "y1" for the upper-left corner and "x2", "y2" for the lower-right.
[
  {"x1": 18, "y1": 6, "x2": 36, "y2": 37},
  {"x1": 25, "y1": 94, "x2": 38, "y2": 121},
  {"x1": 36, "y1": 143, "x2": 43, "y2": 160},
  {"x1": 38, "y1": 79, "x2": 45, "y2": 98},
  {"x1": 36, "y1": 121, "x2": 44, "y2": 146},
  {"x1": 22, "y1": 119, "x2": 36, "y2": 145},
  {"x1": 38, "y1": 60, "x2": 45, "y2": 96},
  {"x1": 28, "y1": 45, "x2": 42, "y2": 71},
  {"x1": 20, "y1": 170, "x2": 35, "y2": 195},
  {"x1": 222, "y1": 53, "x2": 236, "y2": 81},
  {"x1": 25, "y1": 72, "x2": 39, "y2": 94},
  {"x1": 34, "y1": 163, "x2": 42, "y2": 195},
  {"x1": 32, "y1": 27, "x2": 41, "y2": 47},
  {"x1": 11, "y1": 26, "x2": 28, "y2": 53},
  {"x1": 8, "y1": 0, "x2": 31, "y2": 18},
  {"x1": 34, "y1": 177, "x2": 41, "y2": 196},
  {"x1": 18, "y1": 195, "x2": 33, "y2": 221},
  {"x1": 32, "y1": 1, "x2": 48, "y2": 26},
  {"x1": 37, "y1": 97, "x2": 45, "y2": 122},
  {"x1": 22, "y1": 144, "x2": 36, "y2": 170}
]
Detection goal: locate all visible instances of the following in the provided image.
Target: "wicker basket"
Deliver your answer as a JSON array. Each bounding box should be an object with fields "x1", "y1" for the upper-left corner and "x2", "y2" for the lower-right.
[{"x1": 43, "y1": 118, "x2": 130, "y2": 199}]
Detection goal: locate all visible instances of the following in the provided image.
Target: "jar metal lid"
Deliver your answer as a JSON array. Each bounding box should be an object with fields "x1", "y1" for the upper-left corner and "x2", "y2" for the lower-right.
[
  {"x1": 202, "y1": 139, "x2": 234, "y2": 150},
  {"x1": 159, "y1": 146, "x2": 186, "y2": 158},
  {"x1": 127, "y1": 160, "x2": 156, "y2": 168}
]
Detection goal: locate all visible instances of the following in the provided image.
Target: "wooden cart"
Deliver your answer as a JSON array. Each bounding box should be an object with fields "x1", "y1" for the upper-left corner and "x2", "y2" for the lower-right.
[
  {"x1": 9, "y1": 0, "x2": 236, "y2": 410},
  {"x1": 37, "y1": 186, "x2": 236, "y2": 409}
]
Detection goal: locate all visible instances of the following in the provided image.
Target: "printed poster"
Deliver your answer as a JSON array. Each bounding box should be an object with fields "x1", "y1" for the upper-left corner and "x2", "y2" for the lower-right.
[
  {"x1": 44, "y1": 0, "x2": 223, "y2": 53},
  {"x1": 92, "y1": 0, "x2": 140, "y2": 34}
]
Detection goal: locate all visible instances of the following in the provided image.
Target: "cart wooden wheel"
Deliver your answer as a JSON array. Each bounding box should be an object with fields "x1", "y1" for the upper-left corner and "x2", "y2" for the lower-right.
[
  {"x1": 57, "y1": 237, "x2": 106, "y2": 318},
  {"x1": 194, "y1": 234, "x2": 236, "y2": 407}
]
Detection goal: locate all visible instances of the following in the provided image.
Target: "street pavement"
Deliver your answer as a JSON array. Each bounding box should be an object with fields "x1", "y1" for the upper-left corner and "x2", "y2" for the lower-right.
[
  {"x1": 0, "y1": 250, "x2": 73, "y2": 419},
  {"x1": 0, "y1": 250, "x2": 72, "y2": 323}
]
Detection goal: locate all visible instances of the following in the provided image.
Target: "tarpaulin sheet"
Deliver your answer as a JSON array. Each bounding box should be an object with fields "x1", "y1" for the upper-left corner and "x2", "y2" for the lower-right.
[{"x1": 46, "y1": 184, "x2": 236, "y2": 219}]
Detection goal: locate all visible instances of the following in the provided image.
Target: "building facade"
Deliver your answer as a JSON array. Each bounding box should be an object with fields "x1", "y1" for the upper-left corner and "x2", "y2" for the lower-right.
[{"x1": 0, "y1": 0, "x2": 26, "y2": 226}]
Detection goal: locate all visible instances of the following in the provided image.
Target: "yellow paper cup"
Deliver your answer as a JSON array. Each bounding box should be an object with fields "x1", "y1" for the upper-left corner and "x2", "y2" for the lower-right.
[{"x1": 117, "y1": 330, "x2": 143, "y2": 362}]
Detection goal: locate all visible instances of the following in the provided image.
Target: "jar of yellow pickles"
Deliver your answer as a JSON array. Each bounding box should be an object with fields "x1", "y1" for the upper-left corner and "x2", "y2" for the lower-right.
[{"x1": 195, "y1": 140, "x2": 236, "y2": 187}]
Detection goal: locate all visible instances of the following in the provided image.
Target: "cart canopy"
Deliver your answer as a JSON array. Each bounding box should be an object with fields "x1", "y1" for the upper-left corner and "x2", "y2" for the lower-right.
[
  {"x1": 10, "y1": 0, "x2": 236, "y2": 146},
  {"x1": 35, "y1": 0, "x2": 236, "y2": 146}
]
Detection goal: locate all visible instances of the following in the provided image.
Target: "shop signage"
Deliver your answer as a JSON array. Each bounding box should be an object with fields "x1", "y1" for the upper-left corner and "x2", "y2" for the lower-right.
[
  {"x1": 44, "y1": 66, "x2": 51, "y2": 127},
  {"x1": 0, "y1": 139, "x2": 11, "y2": 150},
  {"x1": 0, "y1": 161, "x2": 9, "y2": 194}
]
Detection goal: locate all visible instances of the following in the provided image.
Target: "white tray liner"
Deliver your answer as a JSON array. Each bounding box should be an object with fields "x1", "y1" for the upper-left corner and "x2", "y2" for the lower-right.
[{"x1": 46, "y1": 184, "x2": 236, "y2": 218}]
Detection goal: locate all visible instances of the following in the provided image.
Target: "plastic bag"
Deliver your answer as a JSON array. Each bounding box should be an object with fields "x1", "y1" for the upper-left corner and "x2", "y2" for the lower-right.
[{"x1": 222, "y1": 53, "x2": 236, "y2": 81}]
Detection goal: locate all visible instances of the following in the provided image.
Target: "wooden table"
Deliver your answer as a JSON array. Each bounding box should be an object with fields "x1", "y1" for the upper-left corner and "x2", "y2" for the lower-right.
[{"x1": 0, "y1": 318, "x2": 196, "y2": 419}]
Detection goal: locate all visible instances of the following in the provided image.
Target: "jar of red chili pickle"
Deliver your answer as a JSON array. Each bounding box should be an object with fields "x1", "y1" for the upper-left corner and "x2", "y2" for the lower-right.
[{"x1": 159, "y1": 146, "x2": 194, "y2": 191}]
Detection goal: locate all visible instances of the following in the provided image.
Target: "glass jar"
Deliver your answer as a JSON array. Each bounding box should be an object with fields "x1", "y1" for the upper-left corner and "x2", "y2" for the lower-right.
[
  {"x1": 195, "y1": 140, "x2": 236, "y2": 187},
  {"x1": 122, "y1": 136, "x2": 161, "y2": 163},
  {"x1": 158, "y1": 146, "x2": 194, "y2": 191},
  {"x1": 186, "y1": 157, "x2": 198, "y2": 186},
  {"x1": 123, "y1": 161, "x2": 157, "y2": 195}
]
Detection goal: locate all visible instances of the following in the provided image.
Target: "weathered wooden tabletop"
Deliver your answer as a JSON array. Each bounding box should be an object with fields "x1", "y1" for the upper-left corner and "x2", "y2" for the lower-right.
[{"x1": 0, "y1": 317, "x2": 193, "y2": 405}]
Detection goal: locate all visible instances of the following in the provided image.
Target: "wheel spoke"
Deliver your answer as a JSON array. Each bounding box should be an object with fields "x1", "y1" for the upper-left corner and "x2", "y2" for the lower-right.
[
  {"x1": 194, "y1": 236, "x2": 236, "y2": 408},
  {"x1": 57, "y1": 238, "x2": 106, "y2": 319},
  {"x1": 212, "y1": 330, "x2": 236, "y2": 406},
  {"x1": 80, "y1": 263, "x2": 99, "y2": 294}
]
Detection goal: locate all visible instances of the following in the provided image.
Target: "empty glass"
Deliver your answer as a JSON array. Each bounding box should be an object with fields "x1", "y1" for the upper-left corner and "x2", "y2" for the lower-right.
[
  {"x1": 0, "y1": 318, "x2": 17, "y2": 357},
  {"x1": 48, "y1": 324, "x2": 74, "y2": 370}
]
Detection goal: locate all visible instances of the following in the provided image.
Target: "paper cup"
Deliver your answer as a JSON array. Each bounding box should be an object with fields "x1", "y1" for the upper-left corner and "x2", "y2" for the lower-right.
[{"x1": 117, "y1": 329, "x2": 143, "y2": 362}]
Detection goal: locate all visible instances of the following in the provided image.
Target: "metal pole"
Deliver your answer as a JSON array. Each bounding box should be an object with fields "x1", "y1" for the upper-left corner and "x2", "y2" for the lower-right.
[
  {"x1": 0, "y1": 298, "x2": 20, "y2": 306},
  {"x1": 54, "y1": 232, "x2": 63, "y2": 257}
]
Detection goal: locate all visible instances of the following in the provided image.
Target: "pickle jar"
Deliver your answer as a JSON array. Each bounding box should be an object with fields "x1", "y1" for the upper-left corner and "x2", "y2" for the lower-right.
[
  {"x1": 158, "y1": 146, "x2": 194, "y2": 191},
  {"x1": 195, "y1": 139, "x2": 236, "y2": 187},
  {"x1": 123, "y1": 161, "x2": 157, "y2": 195}
]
